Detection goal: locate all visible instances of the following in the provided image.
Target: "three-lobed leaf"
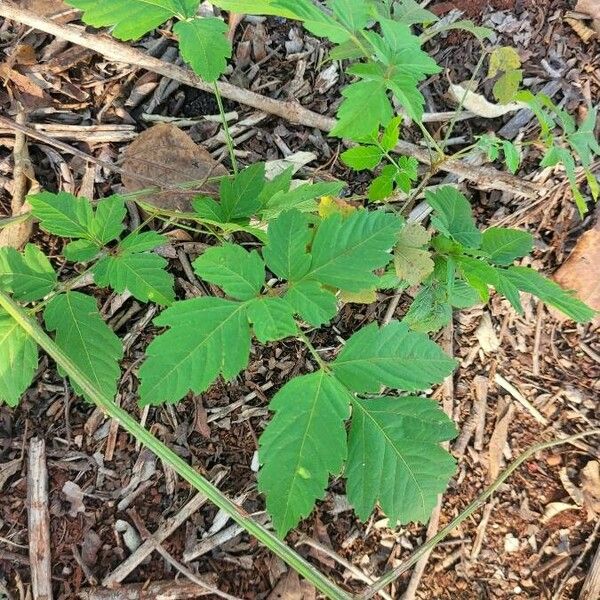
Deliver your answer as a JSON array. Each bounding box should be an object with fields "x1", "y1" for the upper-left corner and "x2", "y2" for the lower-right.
[
  {"x1": 0, "y1": 244, "x2": 56, "y2": 302},
  {"x1": 346, "y1": 396, "x2": 456, "y2": 523},
  {"x1": 258, "y1": 371, "x2": 350, "y2": 536},
  {"x1": 175, "y1": 18, "x2": 231, "y2": 82}
]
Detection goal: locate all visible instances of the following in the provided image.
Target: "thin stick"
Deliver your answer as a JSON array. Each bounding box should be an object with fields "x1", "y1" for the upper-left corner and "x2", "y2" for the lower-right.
[
  {"x1": 358, "y1": 428, "x2": 600, "y2": 599},
  {"x1": 0, "y1": 2, "x2": 539, "y2": 198},
  {"x1": 0, "y1": 290, "x2": 351, "y2": 600},
  {"x1": 27, "y1": 438, "x2": 53, "y2": 600}
]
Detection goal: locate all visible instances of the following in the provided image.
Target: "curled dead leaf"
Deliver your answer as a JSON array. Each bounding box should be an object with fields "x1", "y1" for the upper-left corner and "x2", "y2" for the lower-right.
[
  {"x1": 121, "y1": 123, "x2": 227, "y2": 211},
  {"x1": 449, "y1": 83, "x2": 525, "y2": 118},
  {"x1": 582, "y1": 460, "x2": 600, "y2": 518},
  {"x1": 550, "y1": 223, "x2": 600, "y2": 324}
]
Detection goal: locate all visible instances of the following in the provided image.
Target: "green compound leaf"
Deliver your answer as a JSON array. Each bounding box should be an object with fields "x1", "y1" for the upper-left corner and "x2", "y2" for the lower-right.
[
  {"x1": 304, "y1": 210, "x2": 400, "y2": 292},
  {"x1": 93, "y1": 252, "x2": 175, "y2": 306},
  {"x1": 258, "y1": 371, "x2": 350, "y2": 537},
  {"x1": 66, "y1": 0, "x2": 199, "y2": 40},
  {"x1": 346, "y1": 396, "x2": 456, "y2": 523},
  {"x1": 394, "y1": 223, "x2": 434, "y2": 286},
  {"x1": 139, "y1": 297, "x2": 250, "y2": 405},
  {"x1": 247, "y1": 297, "x2": 298, "y2": 342},
  {"x1": 0, "y1": 244, "x2": 57, "y2": 302},
  {"x1": 341, "y1": 145, "x2": 384, "y2": 171},
  {"x1": 426, "y1": 186, "x2": 482, "y2": 248},
  {"x1": 331, "y1": 80, "x2": 393, "y2": 139},
  {"x1": 330, "y1": 0, "x2": 370, "y2": 33},
  {"x1": 263, "y1": 210, "x2": 312, "y2": 281},
  {"x1": 44, "y1": 292, "x2": 123, "y2": 402},
  {"x1": 174, "y1": 18, "x2": 231, "y2": 82},
  {"x1": 0, "y1": 308, "x2": 38, "y2": 407},
  {"x1": 404, "y1": 283, "x2": 452, "y2": 332},
  {"x1": 503, "y1": 266, "x2": 596, "y2": 323},
  {"x1": 28, "y1": 191, "x2": 93, "y2": 239},
  {"x1": 193, "y1": 243, "x2": 265, "y2": 301},
  {"x1": 331, "y1": 320, "x2": 456, "y2": 393},
  {"x1": 480, "y1": 227, "x2": 533, "y2": 266},
  {"x1": 285, "y1": 280, "x2": 338, "y2": 327}
]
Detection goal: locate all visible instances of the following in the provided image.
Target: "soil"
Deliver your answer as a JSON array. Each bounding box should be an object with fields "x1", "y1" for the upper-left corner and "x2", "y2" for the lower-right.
[{"x1": 0, "y1": 0, "x2": 599, "y2": 599}]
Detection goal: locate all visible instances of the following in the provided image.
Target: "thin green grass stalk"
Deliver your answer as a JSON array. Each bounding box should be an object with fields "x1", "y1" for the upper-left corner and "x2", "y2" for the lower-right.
[
  {"x1": 0, "y1": 290, "x2": 351, "y2": 600},
  {"x1": 358, "y1": 428, "x2": 600, "y2": 599},
  {"x1": 213, "y1": 82, "x2": 238, "y2": 174}
]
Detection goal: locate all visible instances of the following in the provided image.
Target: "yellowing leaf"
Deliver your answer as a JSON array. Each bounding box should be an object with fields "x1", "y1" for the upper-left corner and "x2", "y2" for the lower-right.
[
  {"x1": 488, "y1": 46, "x2": 521, "y2": 78},
  {"x1": 394, "y1": 223, "x2": 434, "y2": 286},
  {"x1": 339, "y1": 288, "x2": 377, "y2": 303},
  {"x1": 318, "y1": 196, "x2": 356, "y2": 218}
]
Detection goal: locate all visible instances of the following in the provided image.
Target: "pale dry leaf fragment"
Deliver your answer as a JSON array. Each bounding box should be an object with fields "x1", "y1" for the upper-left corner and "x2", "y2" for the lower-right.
[
  {"x1": 504, "y1": 533, "x2": 520, "y2": 553},
  {"x1": 449, "y1": 83, "x2": 526, "y2": 118},
  {"x1": 576, "y1": 0, "x2": 600, "y2": 18},
  {"x1": 581, "y1": 461, "x2": 600, "y2": 518},
  {"x1": 541, "y1": 501, "x2": 580, "y2": 524},
  {"x1": 475, "y1": 312, "x2": 500, "y2": 353},
  {"x1": 264, "y1": 151, "x2": 316, "y2": 179},
  {"x1": 559, "y1": 467, "x2": 584, "y2": 506},
  {"x1": 565, "y1": 17, "x2": 597, "y2": 43},
  {"x1": 267, "y1": 570, "x2": 315, "y2": 600},
  {"x1": 62, "y1": 481, "x2": 85, "y2": 517},
  {"x1": 550, "y1": 224, "x2": 600, "y2": 324},
  {"x1": 23, "y1": 0, "x2": 69, "y2": 17},
  {"x1": 121, "y1": 123, "x2": 227, "y2": 211}
]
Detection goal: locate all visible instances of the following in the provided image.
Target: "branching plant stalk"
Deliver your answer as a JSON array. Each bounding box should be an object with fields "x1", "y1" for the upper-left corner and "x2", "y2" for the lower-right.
[
  {"x1": 0, "y1": 289, "x2": 352, "y2": 600},
  {"x1": 357, "y1": 428, "x2": 600, "y2": 599}
]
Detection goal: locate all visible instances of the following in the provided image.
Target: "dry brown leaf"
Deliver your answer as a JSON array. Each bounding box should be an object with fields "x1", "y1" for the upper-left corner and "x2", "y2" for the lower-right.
[
  {"x1": 576, "y1": 0, "x2": 600, "y2": 20},
  {"x1": 122, "y1": 123, "x2": 227, "y2": 211},
  {"x1": 23, "y1": 0, "x2": 69, "y2": 17},
  {"x1": 565, "y1": 17, "x2": 597, "y2": 42},
  {"x1": 582, "y1": 461, "x2": 600, "y2": 518},
  {"x1": 267, "y1": 571, "x2": 315, "y2": 600},
  {"x1": 550, "y1": 223, "x2": 600, "y2": 323}
]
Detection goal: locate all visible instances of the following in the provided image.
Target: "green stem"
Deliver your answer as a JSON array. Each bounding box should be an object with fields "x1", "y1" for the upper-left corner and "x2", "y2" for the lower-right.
[
  {"x1": 297, "y1": 329, "x2": 331, "y2": 372},
  {"x1": 0, "y1": 290, "x2": 351, "y2": 600},
  {"x1": 358, "y1": 428, "x2": 600, "y2": 599},
  {"x1": 213, "y1": 83, "x2": 238, "y2": 174}
]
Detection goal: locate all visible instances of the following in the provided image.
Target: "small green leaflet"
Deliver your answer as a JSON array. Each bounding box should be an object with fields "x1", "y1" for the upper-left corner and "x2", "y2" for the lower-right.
[
  {"x1": 28, "y1": 192, "x2": 125, "y2": 247},
  {"x1": 260, "y1": 181, "x2": 344, "y2": 219},
  {"x1": 331, "y1": 80, "x2": 394, "y2": 139},
  {"x1": 28, "y1": 191, "x2": 93, "y2": 239},
  {"x1": 64, "y1": 240, "x2": 102, "y2": 263},
  {"x1": 346, "y1": 397, "x2": 456, "y2": 523},
  {"x1": 503, "y1": 266, "x2": 596, "y2": 323},
  {"x1": 66, "y1": 0, "x2": 199, "y2": 40},
  {"x1": 263, "y1": 210, "x2": 312, "y2": 281},
  {"x1": 44, "y1": 292, "x2": 123, "y2": 402},
  {"x1": 341, "y1": 145, "x2": 384, "y2": 171},
  {"x1": 139, "y1": 297, "x2": 250, "y2": 405},
  {"x1": 426, "y1": 187, "x2": 482, "y2": 248},
  {"x1": 174, "y1": 18, "x2": 231, "y2": 82},
  {"x1": 303, "y1": 210, "x2": 400, "y2": 292},
  {"x1": 0, "y1": 309, "x2": 38, "y2": 407},
  {"x1": 331, "y1": 320, "x2": 456, "y2": 392},
  {"x1": 0, "y1": 244, "x2": 57, "y2": 302},
  {"x1": 247, "y1": 297, "x2": 298, "y2": 342},
  {"x1": 393, "y1": 0, "x2": 438, "y2": 25},
  {"x1": 194, "y1": 163, "x2": 265, "y2": 222},
  {"x1": 93, "y1": 252, "x2": 175, "y2": 306},
  {"x1": 480, "y1": 227, "x2": 533, "y2": 266},
  {"x1": 568, "y1": 107, "x2": 600, "y2": 168},
  {"x1": 193, "y1": 244, "x2": 265, "y2": 301},
  {"x1": 404, "y1": 282, "x2": 452, "y2": 332},
  {"x1": 285, "y1": 280, "x2": 337, "y2": 327},
  {"x1": 258, "y1": 371, "x2": 350, "y2": 537},
  {"x1": 394, "y1": 223, "x2": 434, "y2": 286}
]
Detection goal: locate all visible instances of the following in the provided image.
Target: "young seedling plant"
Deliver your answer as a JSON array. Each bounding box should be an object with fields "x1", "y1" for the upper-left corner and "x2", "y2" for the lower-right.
[{"x1": 1, "y1": 0, "x2": 598, "y2": 597}]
